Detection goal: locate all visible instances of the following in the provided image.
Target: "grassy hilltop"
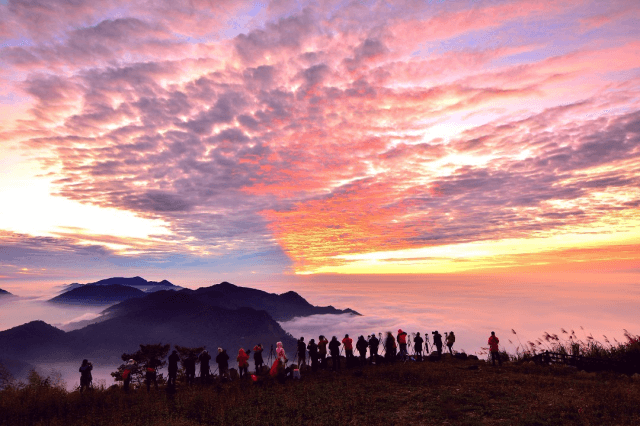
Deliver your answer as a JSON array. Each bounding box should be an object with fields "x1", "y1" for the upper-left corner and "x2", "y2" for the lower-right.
[{"x1": 1, "y1": 356, "x2": 639, "y2": 426}]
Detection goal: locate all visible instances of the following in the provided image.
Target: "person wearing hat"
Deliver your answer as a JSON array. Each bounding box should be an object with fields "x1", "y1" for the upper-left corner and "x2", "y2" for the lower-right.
[
  {"x1": 397, "y1": 329, "x2": 408, "y2": 361},
  {"x1": 167, "y1": 350, "x2": 180, "y2": 388},
  {"x1": 342, "y1": 334, "x2": 354, "y2": 368},
  {"x1": 79, "y1": 359, "x2": 93, "y2": 394}
]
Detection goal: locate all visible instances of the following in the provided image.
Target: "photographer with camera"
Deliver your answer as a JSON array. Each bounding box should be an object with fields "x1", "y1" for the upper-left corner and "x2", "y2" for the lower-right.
[
  {"x1": 432, "y1": 331, "x2": 443, "y2": 358},
  {"x1": 79, "y1": 359, "x2": 92, "y2": 394}
]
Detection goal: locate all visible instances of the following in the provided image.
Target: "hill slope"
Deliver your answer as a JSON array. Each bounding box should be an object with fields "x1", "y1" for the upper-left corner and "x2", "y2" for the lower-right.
[
  {"x1": 49, "y1": 284, "x2": 146, "y2": 305},
  {"x1": 1, "y1": 358, "x2": 638, "y2": 425}
]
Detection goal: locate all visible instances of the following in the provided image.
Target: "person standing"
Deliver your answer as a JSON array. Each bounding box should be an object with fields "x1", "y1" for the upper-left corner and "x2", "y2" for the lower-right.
[
  {"x1": 199, "y1": 350, "x2": 212, "y2": 382},
  {"x1": 356, "y1": 336, "x2": 368, "y2": 366},
  {"x1": 184, "y1": 353, "x2": 196, "y2": 385},
  {"x1": 318, "y1": 335, "x2": 328, "y2": 369},
  {"x1": 216, "y1": 348, "x2": 230, "y2": 379},
  {"x1": 433, "y1": 331, "x2": 443, "y2": 357},
  {"x1": 446, "y1": 331, "x2": 456, "y2": 354},
  {"x1": 329, "y1": 336, "x2": 341, "y2": 371},
  {"x1": 397, "y1": 329, "x2": 408, "y2": 361},
  {"x1": 237, "y1": 348, "x2": 250, "y2": 379},
  {"x1": 385, "y1": 332, "x2": 396, "y2": 362},
  {"x1": 167, "y1": 350, "x2": 180, "y2": 387},
  {"x1": 253, "y1": 343, "x2": 264, "y2": 372},
  {"x1": 145, "y1": 358, "x2": 159, "y2": 392},
  {"x1": 79, "y1": 359, "x2": 92, "y2": 394},
  {"x1": 368, "y1": 334, "x2": 379, "y2": 364},
  {"x1": 123, "y1": 359, "x2": 136, "y2": 392},
  {"x1": 342, "y1": 334, "x2": 354, "y2": 368},
  {"x1": 414, "y1": 333, "x2": 424, "y2": 361},
  {"x1": 307, "y1": 338, "x2": 319, "y2": 372},
  {"x1": 297, "y1": 337, "x2": 306, "y2": 367},
  {"x1": 488, "y1": 331, "x2": 501, "y2": 366}
]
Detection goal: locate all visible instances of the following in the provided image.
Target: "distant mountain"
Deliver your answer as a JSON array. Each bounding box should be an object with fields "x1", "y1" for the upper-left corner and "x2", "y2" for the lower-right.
[
  {"x1": 0, "y1": 321, "x2": 72, "y2": 361},
  {"x1": 49, "y1": 284, "x2": 146, "y2": 305},
  {"x1": 0, "y1": 282, "x2": 359, "y2": 364},
  {"x1": 0, "y1": 288, "x2": 12, "y2": 296},
  {"x1": 86, "y1": 276, "x2": 177, "y2": 290},
  {"x1": 67, "y1": 290, "x2": 297, "y2": 361},
  {"x1": 188, "y1": 282, "x2": 361, "y2": 321},
  {"x1": 51, "y1": 276, "x2": 182, "y2": 305}
]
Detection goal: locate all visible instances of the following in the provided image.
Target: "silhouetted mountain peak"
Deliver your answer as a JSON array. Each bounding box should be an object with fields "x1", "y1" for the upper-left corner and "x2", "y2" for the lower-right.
[
  {"x1": 0, "y1": 288, "x2": 12, "y2": 296},
  {"x1": 49, "y1": 283, "x2": 146, "y2": 305},
  {"x1": 279, "y1": 291, "x2": 311, "y2": 305}
]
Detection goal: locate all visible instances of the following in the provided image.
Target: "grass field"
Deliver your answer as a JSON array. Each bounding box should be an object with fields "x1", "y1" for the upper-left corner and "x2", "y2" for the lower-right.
[{"x1": 2, "y1": 354, "x2": 639, "y2": 426}]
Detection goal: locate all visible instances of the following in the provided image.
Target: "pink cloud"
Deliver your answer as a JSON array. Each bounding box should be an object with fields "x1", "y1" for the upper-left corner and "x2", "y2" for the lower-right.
[{"x1": 1, "y1": 1, "x2": 639, "y2": 274}]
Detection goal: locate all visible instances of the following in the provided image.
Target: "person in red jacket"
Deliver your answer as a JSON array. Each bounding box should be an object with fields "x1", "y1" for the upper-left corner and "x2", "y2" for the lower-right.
[
  {"x1": 488, "y1": 331, "x2": 501, "y2": 366},
  {"x1": 342, "y1": 334, "x2": 354, "y2": 368},
  {"x1": 237, "y1": 348, "x2": 250, "y2": 379},
  {"x1": 397, "y1": 329, "x2": 408, "y2": 361}
]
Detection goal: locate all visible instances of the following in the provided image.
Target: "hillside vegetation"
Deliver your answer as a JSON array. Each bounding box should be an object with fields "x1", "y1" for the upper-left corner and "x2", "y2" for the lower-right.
[{"x1": 2, "y1": 355, "x2": 639, "y2": 426}]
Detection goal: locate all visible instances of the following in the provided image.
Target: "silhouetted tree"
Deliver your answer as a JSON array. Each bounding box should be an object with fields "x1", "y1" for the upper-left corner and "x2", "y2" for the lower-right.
[
  {"x1": 111, "y1": 343, "x2": 170, "y2": 389},
  {"x1": 0, "y1": 362, "x2": 14, "y2": 390}
]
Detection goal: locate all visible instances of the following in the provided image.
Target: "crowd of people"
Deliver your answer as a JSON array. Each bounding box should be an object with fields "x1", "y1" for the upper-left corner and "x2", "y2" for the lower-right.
[{"x1": 78, "y1": 330, "x2": 502, "y2": 392}]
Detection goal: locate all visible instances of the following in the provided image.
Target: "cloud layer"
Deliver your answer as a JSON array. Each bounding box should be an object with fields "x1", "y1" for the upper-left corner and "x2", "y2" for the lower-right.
[{"x1": 1, "y1": 0, "x2": 639, "y2": 277}]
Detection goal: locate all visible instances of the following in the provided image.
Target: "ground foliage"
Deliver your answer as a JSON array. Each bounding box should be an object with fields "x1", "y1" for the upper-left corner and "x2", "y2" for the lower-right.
[{"x1": 1, "y1": 355, "x2": 639, "y2": 426}]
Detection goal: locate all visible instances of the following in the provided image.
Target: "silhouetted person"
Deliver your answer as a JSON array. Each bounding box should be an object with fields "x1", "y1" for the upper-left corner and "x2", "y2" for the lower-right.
[
  {"x1": 368, "y1": 334, "x2": 379, "y2": 364},
  {"x1": 167, "y1": 350, "x2": 179, "y2": 387},
  {"x1": 488, "y1": 331, "x2": 501, "y2": 366},
  {"x1": 297, "y1": 337, "x2": 306, "y2": 367},
  {"x1": 79, "y1": 359, "x2": 92, "y2": 394},
  {"x1": 414, "y1": 333, "x2": 424, "y2": 361},
  {"x1": 145, "y1": 358, "x2": 159, "y2": 392},
  {"x1": 385, "y1": 332, "x2": 396, "y2": 362},
  {"x1": 237, "y1": 348, "x2": 250, "y2": 379},
  {"x1": 397, "y1": 329, "x2": 408, "y2": 361},
  {"x1": 199, "y1": 350, "x2": 212, "y2": 382},
  {"x1": 123, "y1": 359, "x2": 136, "y2": 392},
  {"x1": 253, "y1": 343, "x2": 264, "y2": 371},
  {"x1": 318, "y1": 335, "x2": 328, "y2": 369},
  {"x1": 433, "y1": 331, "x2": 443, "y2": 357},
  {"x1": 356, "y1": 336, "x2": 368, "y2": 366},
  {"x1": 216, "y1": 348, "x2": 230, "y2": 379},
  {"x1": 329, "y1": 336, "x2": 341, "y2": 371},
  {"x1": 446, "y1": 331, "x2": 456, "y2": 354},
  {"x1": 342, "y1": 334, "x2": 354, "y2": 368},
  {"x1": 184, "y1": 354, "x2": 196, "y2": 385},
  {"x1": 307, "y1": 338, "x2": 319, "y2": 372}
]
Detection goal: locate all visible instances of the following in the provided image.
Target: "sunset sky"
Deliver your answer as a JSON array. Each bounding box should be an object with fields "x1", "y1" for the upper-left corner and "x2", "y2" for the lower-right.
[{"x1": 1, "y1": 0, "x2": 639, "y2": 289}]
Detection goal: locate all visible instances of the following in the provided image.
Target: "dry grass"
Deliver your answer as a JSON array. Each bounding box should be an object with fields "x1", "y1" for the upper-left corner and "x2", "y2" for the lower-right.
[{"x1": 2, "y1": 354, "x2": 639, "y2": 426}]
